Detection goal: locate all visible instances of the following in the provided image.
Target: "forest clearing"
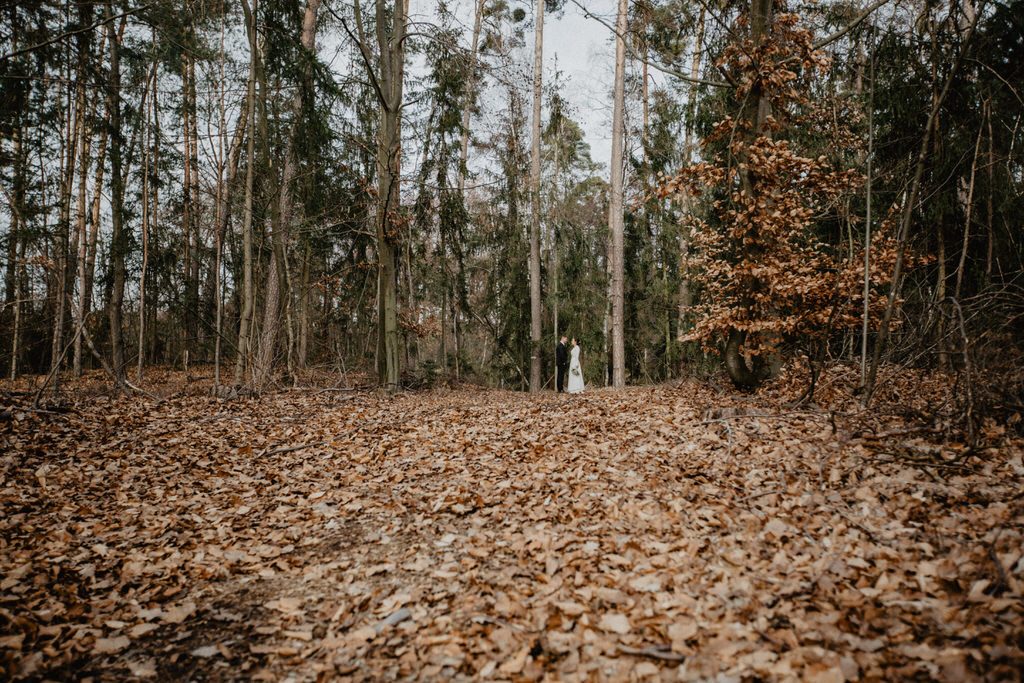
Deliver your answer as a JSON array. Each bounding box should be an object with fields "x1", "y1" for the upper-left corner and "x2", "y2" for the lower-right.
[
  {"x1": 2, "y1": 367, "x2": 1022, "y2": 680},
  {"x1": 4, "y1": 0, "x2": 1024, "y2": 678}
]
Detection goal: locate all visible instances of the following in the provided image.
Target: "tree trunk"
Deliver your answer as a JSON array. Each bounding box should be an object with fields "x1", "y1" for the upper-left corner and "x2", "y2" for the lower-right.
[
  {"x1": 235, "y1": 0, "x2": 259, "y2": 387},
  {"x1": 215, "y1": 106, "x2": 246, "y2": 384},
  {"x1": 298, "y1": 242, "x2": 311, "y2": 368},
  {"x1": 77, "y1": 98, "x2": 109, "y2": 376},
  {"x1": 181, "y1": 53, "x2": 195, "y2": 361},
  {"x1": 105, "y1": 4, "x2": 127, "y2": 382},
  {"x1": 985, "y1": 100, "x2": 994, "y2": 282},
  {"x1": 73, "y1": 89, "x2": 96, "y2": 378},
  {"x1": 608, "y1": 0, "x2": 628, "y2": 388},
  {"x1": 458, "y1": 0, "x2": 485, "y2": 196},
  {"x1": 863, "y1": 7, "x2": 979, "y2": 404},
  {"x1": 860, "y1": 35, "x2": 874, "y2": 386},
  {"x1": 254, "y1": 0, "x2": 321, "y2": 388},
  {"x1": 187, "y1": 55, "x2": 202, "y2": 357},
  {"x1": 528, "y1": 0, "x2": 544, "y2": 392},
  {"x1": 51, "y1": 22, "x2": 86, "y2": 388},
  {"x1": 723, "y1": 0, "x2": 772, "y2": 390},
  {"x1": 371, "y1": 0, "x2": 406, "y2": 392},
  {"x1": 138, "y1": 64, "x2": 155, "y2": 382},
  {"x1": 677, "y1": 7, "x2": 704, "y2": 349},
  {"x1": 936, "y1": 223, "x2": 948, "y2": 370},
  {"x1": 149, "y1": 60, "x2": 161, "y2": 366},
  {"x1": 7, "y1": 124, "x2": 25, "y2": 379},
  {"x1": 954, "y1": 116, "x2": 984, "y2": 301}
]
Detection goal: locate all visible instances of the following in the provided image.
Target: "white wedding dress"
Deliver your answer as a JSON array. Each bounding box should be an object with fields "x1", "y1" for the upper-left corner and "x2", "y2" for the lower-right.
[{"x1": 567, "y1": 345, "x2": 585, "y2": 394}]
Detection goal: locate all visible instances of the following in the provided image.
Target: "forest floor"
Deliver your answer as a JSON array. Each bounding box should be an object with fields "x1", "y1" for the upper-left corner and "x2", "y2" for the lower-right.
[{"x1": 1, "y1": 366, "x2": 1022, "y2": 682}]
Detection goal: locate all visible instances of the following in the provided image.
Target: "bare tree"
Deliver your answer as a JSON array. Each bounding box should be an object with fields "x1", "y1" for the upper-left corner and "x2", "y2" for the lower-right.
[
  {"x1": 105, "y1": 1, "x2": 127, "y2": 382},
  {"x1": 608, "y1": 0, "x2": 627, "y2": 387},
  {"x1": 253, "y1": 0, "x2": 322, "y2": 388},
  {"x1": 234, "y1": 0, "x2": 259, "y2": 388},
  {"x1": 337, "y1": 0, "x2": 408, "y2": 391},
  {"x1": 529, "y1": 0, "x2": 544, "y2": 392}
]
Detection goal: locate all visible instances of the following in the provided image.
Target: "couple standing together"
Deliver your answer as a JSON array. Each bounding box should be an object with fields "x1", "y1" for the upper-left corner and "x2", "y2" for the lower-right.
[{"x1": 555, "y1": 336, "x2": 585, "y2": 394}]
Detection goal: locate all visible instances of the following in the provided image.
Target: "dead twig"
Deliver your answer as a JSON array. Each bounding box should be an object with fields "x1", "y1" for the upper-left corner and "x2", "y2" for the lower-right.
[
  {"x1": 313, "y1": 387, "x2": 362, "y2": 396},
  {"x1": 737, "y1": 488, "x2": 785, "y2": 504},
  {"x1": 617, "y1": 644, "x2": 686, "y2": 662},
  {"x1": 697, "y1": 410, "x2": 832, "y2": 426}
]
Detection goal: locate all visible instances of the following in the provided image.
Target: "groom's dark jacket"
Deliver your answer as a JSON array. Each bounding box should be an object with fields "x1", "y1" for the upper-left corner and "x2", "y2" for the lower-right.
[{"x1": 556, "y1": 342, "x2": 569, "y2": 368}]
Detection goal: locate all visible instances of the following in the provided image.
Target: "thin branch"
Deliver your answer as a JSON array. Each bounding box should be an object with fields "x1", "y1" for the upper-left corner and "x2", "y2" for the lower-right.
[
  {"x1": 566, "y1": 0, "x2": 729, "y2": 89},
  {"x1": 324, "y1": 0, "x2": 389, "y2": 110},
  {"x1": 0, "y1": 4, "x2": 153, "y2": 63},
  {"x1": 968, "y1": 58, "x2": 1024, "y2": 106},
  {"x1": 814, "y1": 0, "x2": 892, "y2": 50}
]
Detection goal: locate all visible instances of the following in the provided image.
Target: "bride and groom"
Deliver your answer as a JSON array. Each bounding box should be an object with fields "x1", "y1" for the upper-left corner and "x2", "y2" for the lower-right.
[{"x1": 556, "y1": 336, "x2": 585, "y2": 394}]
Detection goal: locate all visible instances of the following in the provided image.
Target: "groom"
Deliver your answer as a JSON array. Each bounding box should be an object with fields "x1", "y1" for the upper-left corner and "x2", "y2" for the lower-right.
[{"x1": 556, "y1": 336, "x2": 569, "y2": 393}]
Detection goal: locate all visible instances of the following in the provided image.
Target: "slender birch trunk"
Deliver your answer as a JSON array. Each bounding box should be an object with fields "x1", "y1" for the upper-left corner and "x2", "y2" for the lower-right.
[
  {"x1": 528, "y1": 0, "x2": 544, "y2": 392},
  {"x1": 77, "y1": 99, "x2": 109, "y2": 376},
  {"x1": 954, "y1": 117, "x2": 985, "y2": 301},
  {"x1": 235, "y1": 0, "x2": 258, "y2": 387},
  {"x1": 860, "y1": 33, "x2": 874, "y2": 385},
  {"x1": 137, "y1": 64, "x2": 155, "y2": 381},
  {"x1": 608, "y1": 0, "x2": 628, "y2": 388},
  {"x1": 677, "y1": 8, "x2": 704, "y2": 346},
  {"x1": 457, "y1": 0, "x2": 485, "y2": 196}
]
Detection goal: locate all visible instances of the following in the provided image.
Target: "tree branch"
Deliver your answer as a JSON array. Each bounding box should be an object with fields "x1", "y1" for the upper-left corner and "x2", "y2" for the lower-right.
[
  {"x1": 566, "y1": 0, "x2": 729, "y2": 89},
  {"x1": 814, "y1": 0, "x2": 892, "y2": 50},
  {"x1": 0, "y1": 3, "x2": 152, "y2": 64},
  {"x1": 324, "y1": 0, "x2": 389, "y2": 110}
]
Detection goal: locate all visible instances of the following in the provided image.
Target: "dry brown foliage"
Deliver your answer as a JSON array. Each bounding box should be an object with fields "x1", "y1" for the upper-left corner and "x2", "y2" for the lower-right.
[{"x1": 1, "y1": 368, "x2": 1021, "y2": 680}]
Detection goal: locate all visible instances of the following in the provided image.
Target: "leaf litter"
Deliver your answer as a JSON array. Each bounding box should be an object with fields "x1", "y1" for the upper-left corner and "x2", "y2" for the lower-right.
[{"x1": 1, "y1": 366, "x2": 1022, "y2": 680}]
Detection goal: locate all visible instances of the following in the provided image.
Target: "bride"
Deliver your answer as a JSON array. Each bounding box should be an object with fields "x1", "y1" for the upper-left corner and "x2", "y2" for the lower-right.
[{"x1": 567, "y1": 338, "x2": 585, "y2": 394}]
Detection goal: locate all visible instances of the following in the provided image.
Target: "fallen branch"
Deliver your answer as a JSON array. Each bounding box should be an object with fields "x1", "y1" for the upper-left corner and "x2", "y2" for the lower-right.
[
  {"x1": 697, "y1": 409, "x2": 831, "y2": 426},
  {"x1": 313, "y1": 387, "x2": 362, "y2": 396},
  {"x1": 617, "y1": 644, "x2": 686, "y2": 662},
  {"x1": 737, "y1": 488, "x2": 786, "y2": 504},
  {"x1": 854, "y1": 425, "x2": 945, "y2": 440}
]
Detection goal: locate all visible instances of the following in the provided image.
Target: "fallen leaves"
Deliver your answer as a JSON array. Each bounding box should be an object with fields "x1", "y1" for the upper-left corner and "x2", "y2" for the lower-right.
[
  {"x1": 93, "y1": 637, "x2": 130, "y2": 655},
  {"x1": 1, "y1": 366, "x2": 1022, "y2": 680}
]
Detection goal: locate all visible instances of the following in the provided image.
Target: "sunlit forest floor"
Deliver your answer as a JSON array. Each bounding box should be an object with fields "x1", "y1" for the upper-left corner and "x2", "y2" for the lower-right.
[{"x1": 2, "y1": 367, "x2": 1022, "y2": 681}]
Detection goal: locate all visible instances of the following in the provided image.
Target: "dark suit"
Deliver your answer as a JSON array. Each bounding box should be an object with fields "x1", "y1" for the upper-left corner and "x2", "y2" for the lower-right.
[{"x1": 556, "y1": 342, "x2": 569, "y2": 392}]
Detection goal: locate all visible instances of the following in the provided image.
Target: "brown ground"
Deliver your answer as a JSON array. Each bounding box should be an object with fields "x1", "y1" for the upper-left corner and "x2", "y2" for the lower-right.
[{"x1": 1, "y1": 367, "x2": 1022, "y2": 681}]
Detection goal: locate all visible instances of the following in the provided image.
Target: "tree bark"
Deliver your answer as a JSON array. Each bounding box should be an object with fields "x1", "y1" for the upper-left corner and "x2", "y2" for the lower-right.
[
  {"x1": 254, "y1": 0, "x2": 321, "y2": 388},
  {"x1": 235, "y1": 0, "x2": 259, "y2": 387},
  {"x1": 458, "y1": 0, "x2": 485, "y2": 196},
  {"x1": 608, "y1": 0, "x2": 628, "y2": 388},
  {"x1": 371, "y1": 0, "x2": 406, "y2": 391},
  {"x1": 181, "y1": 53, "x2": 195, "y2": 361},
  {"x1": 954, "y1": 116, "x2": 984, "y2": 301},
  {"x1": 678, "y1": 7, "x2": 705, "y2": 347},
  {"x1": 138, "y1": 64, "x2": 155, "y2": 381},
  {"x1": 216, "y1": 104, "x2": 247, "y2": 386},
  {"x1": 6, "y1": 124, "x2": 25, "y2": 379},
  {"x1": 723, "y1": 0, "x2": 772, "y2": 390},
  {"x1": 105, "y1": 3, "x2": 127, "y2": 382},
  {"x1": 528, "y1": 0, "x2": 544, "y2": 392},
  {"x1": 863, "y1": 6, "x2": 979, "y2": 405},
  {"x1": 76, "y1": 93, "x2": 109, "y2": 376}
]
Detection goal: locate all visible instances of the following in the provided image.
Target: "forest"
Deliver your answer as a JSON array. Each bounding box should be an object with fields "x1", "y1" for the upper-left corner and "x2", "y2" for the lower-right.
[
  {"x1": 1, "y1": 0, "x2": 1023, "y2": 680},
  {"x1": 1, "y1": 0, "x2": 1018, "y2": 403}
]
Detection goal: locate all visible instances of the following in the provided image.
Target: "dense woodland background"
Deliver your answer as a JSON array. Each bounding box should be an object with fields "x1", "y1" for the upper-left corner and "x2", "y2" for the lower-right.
[{"x1": 1, "y1": 0, "x2": 1022, "y2": 415}]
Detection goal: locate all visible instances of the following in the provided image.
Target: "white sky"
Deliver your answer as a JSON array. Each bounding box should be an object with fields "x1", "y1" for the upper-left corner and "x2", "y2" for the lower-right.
[{"x1": 407, "y1": 0, "x2": 623, "y2": 175}]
